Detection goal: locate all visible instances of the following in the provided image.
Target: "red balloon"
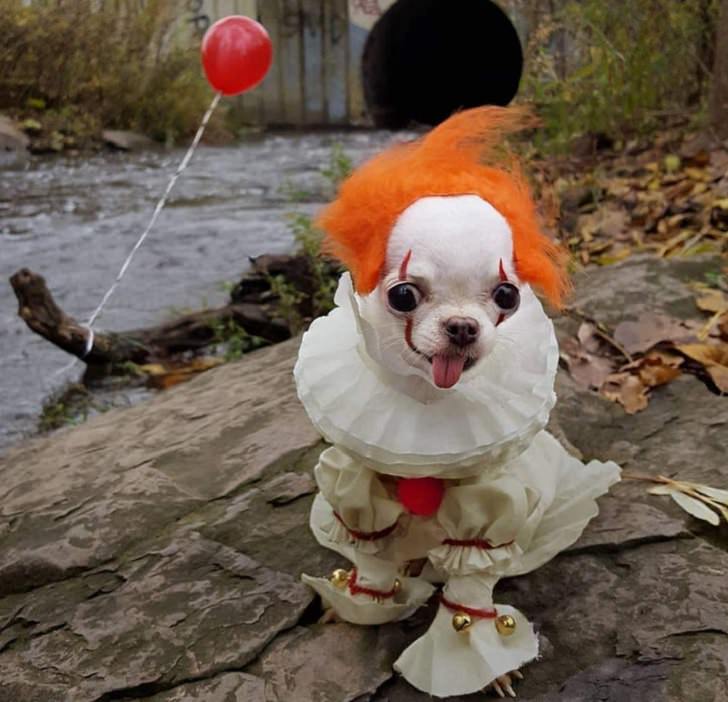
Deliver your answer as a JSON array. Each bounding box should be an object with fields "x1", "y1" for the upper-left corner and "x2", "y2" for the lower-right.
[
  {"x1": 201, "y1": 16, "x2": 273, "y2": 96},
  {"x1": 397, "y1": 477, "x2": 445, "y2": 517}
]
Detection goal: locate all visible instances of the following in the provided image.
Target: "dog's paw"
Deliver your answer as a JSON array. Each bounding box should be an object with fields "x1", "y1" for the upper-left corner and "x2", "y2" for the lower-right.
[
  {"x1": 486, "y1": 669, "x2": 523, "y2": 698},
  {"x1": 318, "y1": 608, "x2": 340, "y2": 624}
]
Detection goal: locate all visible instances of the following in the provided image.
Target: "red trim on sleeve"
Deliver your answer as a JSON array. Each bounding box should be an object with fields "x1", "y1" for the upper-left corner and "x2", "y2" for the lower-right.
[
  {"x1": 440, "y1": 593, "x2": 498, "y2": 619},
  {"x1": 348, "y1": 568, "x2": 399, "y2": 600},
  {"x1": 333, "y1": 512, "x2": 399, "y2": 541}
]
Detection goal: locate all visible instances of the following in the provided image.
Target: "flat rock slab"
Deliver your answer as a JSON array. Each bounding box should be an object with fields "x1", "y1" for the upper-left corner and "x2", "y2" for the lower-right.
[
  {"x1": 0, "y1": 256, "x2": 726, "y2": 701},
  {"x1": 101, "y1": 130, "x2": 156, "y2": 152}
]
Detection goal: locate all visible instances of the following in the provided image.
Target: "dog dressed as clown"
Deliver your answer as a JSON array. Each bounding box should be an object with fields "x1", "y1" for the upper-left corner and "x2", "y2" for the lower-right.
[{"x1": 294, "y1": 107, "x2": 620, "y2": 698}]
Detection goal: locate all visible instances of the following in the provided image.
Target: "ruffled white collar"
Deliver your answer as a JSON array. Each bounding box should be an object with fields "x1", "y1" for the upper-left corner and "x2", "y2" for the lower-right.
[{"x1": 294, "y1": 274, "x2": 558, "y2": 477}]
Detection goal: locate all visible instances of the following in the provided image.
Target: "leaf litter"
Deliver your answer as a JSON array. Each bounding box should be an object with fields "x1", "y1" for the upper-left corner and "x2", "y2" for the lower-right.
[
  {"x1": 545, "y1": 128, "x2": 728, "y2": 411},
  {"x1": 531, "y1": 128, "x2": 728, "y2": 266}
]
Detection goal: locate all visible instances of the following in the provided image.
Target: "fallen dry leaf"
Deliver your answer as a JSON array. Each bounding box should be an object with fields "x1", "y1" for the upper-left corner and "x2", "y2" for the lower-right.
[
  {"x1": 669, "y1": 490, "x2": 721, "y2": 525},
  {"x1": 633, "y1": 474, "x2": 728, "y2": 526},
  {"x1": 144, "y1": 357, "x2": 224, "y2": 390},
  {"x1": 719, "y1": 315, "x2": 728, "y2": 341},
  {"x1": 601, "y1": 372, "x2": 649, "y2": 414},
  {"x1": 676, "y1": 342, "x2": 728, "y2": 393},
  {"x1": 635, "y1": 350, "x2": 683, "y2": 388},
  {"x1": 138, "y1": 363, "x2": 166, "y2": 376},
  {"x1": 577, "y1": 321, "x2": 602, "y2": 353},
  {"x1": 561, "y1": 335, "x2": 616, "y2": 390},
  {"x1": 613, "y1": 313, "x2": 695, "y2": 355},
  {"x1": 711, "y1": 200, "x2": 728, "y2": 230},
  {"x1": 694, "y1": 287, "x2": 728, "y2": 315}
]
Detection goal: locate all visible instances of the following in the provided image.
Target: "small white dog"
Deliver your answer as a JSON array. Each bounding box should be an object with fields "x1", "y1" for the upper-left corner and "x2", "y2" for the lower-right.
[{"x1": 295, "y1": 108, "x2": 620, "y2": 698}]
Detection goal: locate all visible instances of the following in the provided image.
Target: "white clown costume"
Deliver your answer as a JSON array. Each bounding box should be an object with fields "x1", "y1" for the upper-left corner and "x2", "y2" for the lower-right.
[{"x1": 293, "y1": 107, "x2": 621, "y2": 697}]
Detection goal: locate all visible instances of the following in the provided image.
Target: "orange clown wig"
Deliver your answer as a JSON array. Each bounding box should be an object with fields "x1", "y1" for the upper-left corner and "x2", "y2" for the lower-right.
[{"x1": 317, "y1": 106, "x2": 569, "y2": 308}]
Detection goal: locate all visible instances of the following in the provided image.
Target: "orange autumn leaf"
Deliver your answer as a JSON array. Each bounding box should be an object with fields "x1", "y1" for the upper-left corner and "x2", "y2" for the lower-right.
[
  {"x1": 676, "y1": 343, "x2": 728, "y2": 393},
  {"x1": 601, "y1": 372, "x2": 649, "y2": 414},
  {"x1": 145, "y1": 357, "x2": 223, "y2": 390},
  {"x1": 636, "y1": 351, "x2": 683, "y2": 388}
]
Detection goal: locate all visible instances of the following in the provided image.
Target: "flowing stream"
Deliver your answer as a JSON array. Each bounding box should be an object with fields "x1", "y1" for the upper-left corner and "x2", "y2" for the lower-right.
[{"x1": 0, "y1": 130, "x2": 401, "y2": 454}]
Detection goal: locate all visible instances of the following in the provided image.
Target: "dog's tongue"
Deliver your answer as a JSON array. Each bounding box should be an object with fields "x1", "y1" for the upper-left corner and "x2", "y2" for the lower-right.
[{"x1": 432, "y1": 354, "x2": 466, "y2": 389}]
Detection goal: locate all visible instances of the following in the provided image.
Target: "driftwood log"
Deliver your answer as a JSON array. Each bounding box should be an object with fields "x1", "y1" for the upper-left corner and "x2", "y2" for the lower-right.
[{"x1": 10, "y1": 268, "x2": 291, "y2": 367}]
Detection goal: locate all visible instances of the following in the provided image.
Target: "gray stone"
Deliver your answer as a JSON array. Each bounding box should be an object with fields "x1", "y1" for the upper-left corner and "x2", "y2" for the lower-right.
[
  {"x1": 0, "y1": 257, "x2": 726, "y2": 700},
  {"x1": 263, "y1": 471, "x2": 317, "y2": 506},
  {"x1": 146, "y1": 673, "x2": 266, "y2": 702},
  {"x1": 567, "y1": 490, "x2": 692, "y2": 554},
  {"x1": 560, "y1": 254, "x2": 721, "y2": 327},
  {"x1": 250, "y1": 624, "x2": 411, "y2": 701},
  {"x1": 0, "y1": 116, "x2": 29, "y2": 168},
  {"x1": 0, "y1": 116, "x2": 29, "y2": 151},
  {"x1": 0, "y1": 339, "x2": 320, "y2": 596},
  {"x1": 102, "y1": 129, "x2": 156, "y2": 151}
]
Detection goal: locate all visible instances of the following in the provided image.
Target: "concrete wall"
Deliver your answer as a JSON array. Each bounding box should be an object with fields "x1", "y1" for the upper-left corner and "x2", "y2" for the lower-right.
[
  {"x1": 187, "y1": 0, "x2": 530, "y2": 128},
  {"x1": 187, "y1": 0, "x2": 398, "y2": 126}
]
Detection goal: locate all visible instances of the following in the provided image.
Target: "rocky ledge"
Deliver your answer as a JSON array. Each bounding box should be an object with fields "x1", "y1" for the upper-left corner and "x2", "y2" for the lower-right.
[{"x1": 0, "y1": 256, "x2": 726, "y2": 702}]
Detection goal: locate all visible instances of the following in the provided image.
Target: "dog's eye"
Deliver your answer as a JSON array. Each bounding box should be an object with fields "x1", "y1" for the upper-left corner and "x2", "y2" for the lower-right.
[
  {"x1": 387, "y1": 283, "x2": 421, "y2": 313},
  {"x1": 492, "y1": 282, "x2": 520, "y2": 313}
]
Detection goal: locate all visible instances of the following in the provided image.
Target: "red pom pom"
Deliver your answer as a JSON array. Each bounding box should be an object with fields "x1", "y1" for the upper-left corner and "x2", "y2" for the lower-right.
[
  {"x1": 397, "y1": 477, "x2": 445, "y2": 517},
  {"x1": 201, "y1": 16, "x2": 273, "y2": 96}
]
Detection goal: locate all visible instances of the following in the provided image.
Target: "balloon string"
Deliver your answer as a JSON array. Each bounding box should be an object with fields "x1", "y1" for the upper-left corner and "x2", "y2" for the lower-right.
[{"x1": 49, "y1": 91, "x2": 222, "y2": 382}]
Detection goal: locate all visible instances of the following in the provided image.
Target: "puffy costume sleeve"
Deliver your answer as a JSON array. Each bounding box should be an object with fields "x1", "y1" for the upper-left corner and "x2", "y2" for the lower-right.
[
  {"x1": 428, "y1": 472, "x2": 540, "y2": 576},
  {"x1": 302, "y1": 446, "x2": 434, "y2": 625},
  {"x1": 315, "y1": 445, "x2": 404, "y2": 554}
]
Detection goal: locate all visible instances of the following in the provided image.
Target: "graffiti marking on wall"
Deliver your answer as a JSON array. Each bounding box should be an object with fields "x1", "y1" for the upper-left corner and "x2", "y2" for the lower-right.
[
  {"x1": 352, "y1": 0, "x2": 381, "y2": 14},
  {"x1": 279, "y1": 0, "x2": 345, "y2": 44},
  {"x1": 349, "y1": 0, "x2": 395, "y2": 30},
  {"x1": 187, "y1": 0, "x2": 210, "y2": 36}
]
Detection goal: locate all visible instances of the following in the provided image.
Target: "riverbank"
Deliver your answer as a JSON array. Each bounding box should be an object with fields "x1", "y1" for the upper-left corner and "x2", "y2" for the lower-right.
[{"x1": 1, "y1": 130, "x2": 401, "y2": 454}]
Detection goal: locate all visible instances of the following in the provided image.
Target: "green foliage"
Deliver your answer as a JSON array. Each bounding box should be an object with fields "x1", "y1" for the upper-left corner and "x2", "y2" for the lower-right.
[
  {"x1": 0, "y1": 0, "x2": 215, "y2": 143},
  {"x1": 279, "y1": 181, "x2": 313, "y2": 203},
  {"x1": 320, "y1": 142, "x2": 353, "y2": 193},
  {"x1": 210, "y1": 318, "x2": 266, "y2": 362},
  {"x1": 274, "y1": 143, "x2": 352, "y2": 327},
  {"x1": 38, "y1": 383, "x2": 92, "y2": 433},
  {"x1": 704, "y1": 270, "x2": 726, "y2": 289},
  {"x1": 523, "y1": 0, "x2": 718, "y2": 150},
  {"x1": 267, "y1": 273, "x2": 307, "y2": 334},
  {"x1": 117, "y1": 361, "x2": 145, "y2": 377}
]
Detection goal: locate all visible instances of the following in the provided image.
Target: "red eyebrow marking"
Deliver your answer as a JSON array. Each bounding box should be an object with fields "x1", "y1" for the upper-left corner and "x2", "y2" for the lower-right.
[
  {"x1": 398, "y1": 249, "x2": 412, "y2": 280},
  {"x1": 404, "y1": 317, "x2": 416, "y2": 350},
  {"x1": 496, "y1": 259, "x2": 508, "y2": 327},
  {"x1": 498, "y1": 259, "x2": 508, "y2": 282}
]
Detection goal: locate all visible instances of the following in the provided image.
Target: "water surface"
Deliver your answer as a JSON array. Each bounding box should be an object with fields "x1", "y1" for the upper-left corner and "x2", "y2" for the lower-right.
[{"x1": 1, "y1": 130, "x2": 401, "y2": 453}]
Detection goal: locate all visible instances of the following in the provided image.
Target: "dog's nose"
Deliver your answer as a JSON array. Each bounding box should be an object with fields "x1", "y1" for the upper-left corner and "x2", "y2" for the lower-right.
[{"x1": 444, "y1": 317, "x2": 480, "y2": 347}]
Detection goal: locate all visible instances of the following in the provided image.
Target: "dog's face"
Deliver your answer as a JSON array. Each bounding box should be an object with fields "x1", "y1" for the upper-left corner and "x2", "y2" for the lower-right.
[{"x1": 360, "y1": 195, "x2": 521, "y2": 389}]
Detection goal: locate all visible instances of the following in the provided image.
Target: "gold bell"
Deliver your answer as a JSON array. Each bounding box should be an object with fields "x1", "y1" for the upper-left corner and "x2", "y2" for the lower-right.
[
  {"x1": 329, "y1": 569, "x2": 351, "y2": 589},
  {"x1": 392, "y1": 578, "x2": 402, "y2": 594},
  {"x1": 495, "y1": 614, "x2": 517, "y2": 636},
  {"x1": 452, "y1": 612, "x2": 472, "y2": 633}
]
